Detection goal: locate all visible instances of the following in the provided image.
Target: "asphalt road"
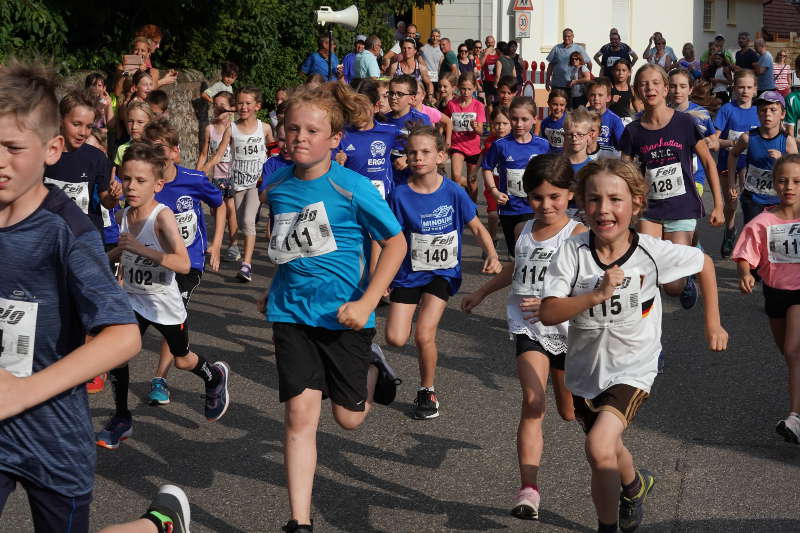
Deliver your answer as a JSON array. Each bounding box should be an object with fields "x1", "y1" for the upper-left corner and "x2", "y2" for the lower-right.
[{"x1": 4, "y1": 198, "x2": 800, "y2": 532}]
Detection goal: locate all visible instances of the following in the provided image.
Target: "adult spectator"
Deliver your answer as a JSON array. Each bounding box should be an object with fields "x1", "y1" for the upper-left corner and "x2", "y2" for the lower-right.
[
  {"x1": 355, "y1": 35, "x2": 382, "y2": 80},
  {"x1": 439, "y1": 38, "x2": 459, "y2": 78},
  {"x1": 342, "y1": 35, "x2": 366, "y2": 84},
  {"x1": 594, "y1": 29, "x2": 637, "y2": 78},
  {"x1": 678, "y1": 43, "x2": 702, "y2": 80},
  {"x1": 643, "y1": 32, "x2": 677, "y2": 65},
  {"x1": 420, "y1": 29, "x2": 444, "y2": 88},
  {"x1": 508, "y1": 40, "x2": 525, "y2": 86},
  {"x1": 135, "y1": 24, "x2": 177, "y2": 88},
  {"x1": 734, "y1": 32, "x2": 760, "y2": 73},
  {"x1": 545, "y1": 28, "x2": 591, "y2": 92},
  {"x1": 300, "y1": 35, "x2": 340, "y2": 81},
  {"x1": 394, "y1": 21, "x2": 407, "y2": 42},
  {"x1": 384, "y1": 23, "x2": 419, "y2": 65},
  {"x1": 774, "y1": 49, "x2": 793, "y2": 97},
  {"x1": 496, "y1": 41, "x2": 517, "y2": 83},
  {"x1": 645, "y1": 35, "x2": 676, "y2": 71},
  {"x1": 701, "y1": 34, "x2": 735, "y2": 65},
  {"x1": 703, "y1": 51, "x2": 732, "y2": 104},
  {"x1": 391, "y1": 38, "x2": 434, "y2": 97},
  {"x1": 456, "y1": 43, "x2": 477, "y2": 76},
  {"x1": 483, "y1": 35, "x2": 497, "y2": 61},
  {"x1": 754, "y1": 38, "x2": 775, "y2": 94}
]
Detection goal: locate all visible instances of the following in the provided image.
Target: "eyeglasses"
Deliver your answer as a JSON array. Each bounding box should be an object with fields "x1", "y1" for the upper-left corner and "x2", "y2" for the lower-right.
[
  {"x1": 566, "y1": 131, "x2": 591, "y2": 138},
  {"x1": 459, "y1": 49, "x2": 468, "y2": 53},
  {"x1": 474, "y1": 45, "x2": 482, "y2": 49},
  {"x1": 387, "y1": 91, "x2": 412, "y2": 98}
]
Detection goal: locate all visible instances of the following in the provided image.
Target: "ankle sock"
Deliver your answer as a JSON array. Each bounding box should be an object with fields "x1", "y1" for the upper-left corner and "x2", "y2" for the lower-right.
[
  {"x1": 598, "y1": 521, "x2": 618, "y2": 533},
  {"x1": 109, "y1": 365, "x2": 131, "y2": 419},
  {"x1": 191, "y1": 357, "x2": 220, "y2": 387},
  {"x1": 622, "y1": 471, "x2": 643, "y2": 499},
  {"x1": 521, "y1": 484, "x2": 539, "y2": 492},
  {"x1": 418, "y1": 386, "x2": 434, "y2": 392},
  {"x1": 142, "y1": 510, "x2": 172, "y2": 533}
]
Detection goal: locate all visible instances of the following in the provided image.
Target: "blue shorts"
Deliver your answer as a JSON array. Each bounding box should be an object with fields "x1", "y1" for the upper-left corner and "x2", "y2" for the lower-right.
[
  {"x1": 639, "y1": 217, "x2": 697, "y2": 233},
  {"x1": 0, "y1": 471, "x2": 91, "y2": 532}
]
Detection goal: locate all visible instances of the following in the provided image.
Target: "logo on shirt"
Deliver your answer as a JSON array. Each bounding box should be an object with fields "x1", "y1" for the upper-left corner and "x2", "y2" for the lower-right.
[
  {"x1": 506, "y1": 155, "x2": 514, "y2": 161},
  {"x1": 420, "y1": 205, "x2": 455, "y2": 232},
  {"x1": 370, "y1": 140, "x2": 387, "y2": 157},
  {"x1": 176, "y1": 195, "x2": 194, "y2": 212},
  {"x1": 345, "y1": 144, "x2": 356, "y2": 151}
]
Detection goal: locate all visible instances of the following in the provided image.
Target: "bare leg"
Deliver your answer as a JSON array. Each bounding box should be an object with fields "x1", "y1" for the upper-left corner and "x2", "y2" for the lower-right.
[
  {"x1": 414, "y1": 293, "x2": 448, "y2": 388},
  {"x1": 516, "y1": 350, "x2": 550, "y2": 487},
  {"x1": 585, "y1": 412, "x2": 634, "y2": 525},
  {"x1": 284, "y1": 388, "x2": 323, "y2": 525}
]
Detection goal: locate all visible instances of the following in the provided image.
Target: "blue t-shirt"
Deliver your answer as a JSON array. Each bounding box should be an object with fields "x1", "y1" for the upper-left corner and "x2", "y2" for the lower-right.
[
  {"x1": 259, "y1": 155, "x2": 293, "y2": 192},
  {"x1": 540, "y1": 114, "x2": 565, "y2": 153},
  {"x1": 481, "y1": 134, "x2": 550, "y2": 216},
  {"x1": 756, "y1": 51, "x2": 775, "y2": 91},
  {"x1": 265, "y1": 163, "x2": 401, "y2": 329},
  {"x1": 384, "y1": 109, "x2": 431, "y2": 184},
  {"x1": 155, "y1": 166, "x2": 223, "y2": 272},
  {"x1": 340, "y1": 122, "x2": 402, "y2": 199},
  {"x1": 597, "y1": 109, "x2": 625, "y2": 154},
  {"x1": 0, "y1": 186, "x2": 135, "y2": 496},
  {"x1": 746, "y1": 128, "x2": 786, "y2": 205},
  {"x1": 681, "y1": 102, "x2": 716, "y2": 186},
  {"x1": 571, "y1": 158, "x2": 590, "y2": 173},
  {"x1": 43, "y1": 144, "x2": 111, "y2": 233},
  {"x1": 342, "y1": 52, "x2": 357, "y2": 83},
  {"x1": 714, "y1": 101, "x2": 759, "y2": 172},
  {"x1": 300, "y1": 51, "x2": 339, "y2": 82},
  {"x1": 388, "y1": 177, "x2": 476, "y2": 295}
]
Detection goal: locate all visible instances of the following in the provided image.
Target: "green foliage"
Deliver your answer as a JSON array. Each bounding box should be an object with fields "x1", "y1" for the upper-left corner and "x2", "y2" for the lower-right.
[{"x1": 0, "y1": 0, "x2": 442, "y2": 109}]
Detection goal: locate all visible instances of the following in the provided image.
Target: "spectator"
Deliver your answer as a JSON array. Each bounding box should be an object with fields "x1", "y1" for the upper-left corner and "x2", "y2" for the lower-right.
[
  {"x1": 457, "y1": 43, "x2": 477, "y2": 76},
  {"x1": 483, "y1": 35, "x2": 497, "y2": 61},
  {"x1": 342, "y1": 35, "x2": 366, "y2": 84},
  {"x1": 734, "y1": 32, "x2": 760, "y2": 73},
  {"x1": 645, "y1": 36, "x2": 676, "y2": 71},
  {"x1": 545, "y1": 28, "x2": 591, "y2": 92},
  {"x1": 679, "y1": 43, "x2": 702, "y2": 80},
  {"x1": 135, "y1": 24, "x2": 177, "y2": 88},
  {"x1": 568, "y1": 51, "x2": 591, "y2": 109},
  {"x1": 774, "y1": 49, "x2": 793, "y2": 97},
  {"x1": 496, "y1": 42, "x2": 516, "y2": 85},
  {"x1": 754, "y1": 38, "x2": 775, "y2": 94},
  {"x1": 701, "y1": 34, "x2": 735, "y2": 65},
  {"x1": 421, "y1": 29, "x2": 444, "y2": 88},
  {"x1": 439, "y1": 38, "x2": 459, "y2": 78},
  {"x1": 391, "y1": 38, "x2": 434, "y2": 98},
  {"x1": 300, "y1": 34, "x2": 340, "y2": 82},
  {"x1": 703, "y1": 51, "x2": 732, "y2": 104},
  {"x1": 355, "y1": 35, "x2": 382, "y2": 80},
  {"x1": 202, "y1": 61, "x2": 238, "y2": 103},
  {"x1": 394, "y1": 21, "x2": 407, "y2": 42},
  {"x1": 594, "y1": 28, "x2": 637, "y2": 78},
  {"x1": 384, "y1": 23, "x2": 419, "y2": 65},
  {"x1": 508, "y1": 40, "x2": 525, "y2": 86}
]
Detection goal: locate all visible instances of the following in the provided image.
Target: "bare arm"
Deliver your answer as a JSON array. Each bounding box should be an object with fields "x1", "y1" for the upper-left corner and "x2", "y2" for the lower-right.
[
  {"x1": 202, "y1": 126, "x2": 232, "y2": 174},
  {"x1": 695, "y1": 138, "x2": 724, "y2": 226},
  {"x1": 467, "y1": 215, "x2": 502, "y2": 274},
  {"x1": 695, "y1": 254, "x2": 728, "y2": 351},
  {"x1": 593, "y1": 50, "x2": 604, "y2": 69},
  {"x1": 196, "y1": 125, "x2": 211, "y2": 171},
  {"x1": 207, "y1": 201, "x2": 226, "y2": 272}
]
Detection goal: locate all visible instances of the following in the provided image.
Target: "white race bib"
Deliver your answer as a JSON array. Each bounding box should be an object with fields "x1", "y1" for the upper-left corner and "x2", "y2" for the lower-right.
[
  {"x1": 506, "y1": 168, "x2": 527, "y2": 198},
  {"x1": 121, "y1": 251, "x2": 172, "y2": 293},
  {"x1": 572, "y1": 273, "x2": 642, "y2": 329},
  {"x1": 101, "y1": 206, "x2": 113, "y2": 228},
  {"x1": 452, "y1": 112, "x2": 477, "y2": 133},
  {"x1": 744, "y1": 165, "x2": 777, "y2": 197},
  {"x1": 175, "y1": 211, "x2": 198, "y2": 247},
  {"x1": 268, "y1": 201, "x2": 337, "y2": 264},
  {"x1": 728, "y1": 130, "x2": 747, "y2": 154},
  {"x1": 512, "y1": 246, "x2": 556, "y2": 296},
  {"x1": 646, "y1": 162, "x2": 686, "y2": 200},
  {"x1": 544, "y1": 127, "x2": 564, "y2": 148},
  {"x1": 768, "y1": 222, "x2": 800, "y2": 263},
  {"x1": 410, "y1": 230, "x2": 459, "y2": 271},
  {"x1": 606, "y1": 56, "x2": 621, "y2": 67},
  {"x1": 371, "y1": 180, "x2": 386, "y2": 199},
  {"x1": 45, "y1": 178, "x2": 90, "y2": 213},
  {"x1": 0, "y1": 297, "x2": 37, "y2": 377}
]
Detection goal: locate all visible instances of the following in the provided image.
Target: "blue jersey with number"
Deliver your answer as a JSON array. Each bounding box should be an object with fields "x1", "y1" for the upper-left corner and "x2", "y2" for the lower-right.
[
  {"x1": 155, "y1": 166, "x2": 223, "y2": 271},
  {"x1": 746, "y1": 128, "x2": 786, "y2": 205},
  {"x1": 597, "y1": 109, "x2": 625, "y2": 154},
  {"x1": 388, "y1": 177, "x2": 477, "y2": 295},
  {"x1": 540, "y1": 114, "x2": 565, "y2": 153},
  {"x1": 339, "y1": 122, "x2": 401, "y2": 199},
  {"x1": 481, "y1": 134, "x2": 549, "y2": 216},
  {"x1": 265, "y1": 163, "x2": 401, "y2": 329},
  {"x1": 714, "y1": 101, "x2": 759, "y2": 172}
]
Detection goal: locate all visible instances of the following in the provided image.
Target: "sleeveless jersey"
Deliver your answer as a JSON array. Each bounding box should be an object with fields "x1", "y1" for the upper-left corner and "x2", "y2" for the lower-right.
[
  {"x1": 394, "y1": 60, "x2": 422, "y2": 80},
  {"x1": 745, "y1": 128, "x2": 786, "y2": 204},
  {"x1": 208, "y1": 123, "x2": 232, "y2": 180},
  {"x1": 230, "y1": 121, "x2": 267, "y2": 191}
]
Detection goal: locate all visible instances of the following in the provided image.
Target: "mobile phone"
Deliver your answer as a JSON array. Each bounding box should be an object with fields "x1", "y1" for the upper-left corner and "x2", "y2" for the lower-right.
[{"x1": 123, "y1": 54, "x2": 143, "y2": 73}]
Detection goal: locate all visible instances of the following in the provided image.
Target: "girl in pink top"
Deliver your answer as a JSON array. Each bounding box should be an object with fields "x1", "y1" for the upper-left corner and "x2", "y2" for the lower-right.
[
  {"x1": 733, "y1": 153, "x2": 800, "y2": 444},
  {"x1": 413, "y1": 82, "x2": 452, "y2": 150},
  {"x1": 445, "y1": 71, "x2": 485, "y2": 202}
]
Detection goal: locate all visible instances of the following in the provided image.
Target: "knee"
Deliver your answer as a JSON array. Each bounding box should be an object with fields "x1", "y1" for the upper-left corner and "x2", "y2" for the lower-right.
[
  {"x1": 332, "y1": 408, "x2": 366, "y2": 430},
  {"x1": 414, "y1": 328, "x2": 436, "y2": 349},
  {"x1": 585, "y1": 438, "x2": 617, "y2": 469},
  {"x1": 385, "y1": 329, "x2": 408, "y2": 347},
  {"x1": 173, "y1": 352, "x2": 194, "y2": 370},
  {"x1": 521, "y1": 393, "x2": 546, "y2": 420}
]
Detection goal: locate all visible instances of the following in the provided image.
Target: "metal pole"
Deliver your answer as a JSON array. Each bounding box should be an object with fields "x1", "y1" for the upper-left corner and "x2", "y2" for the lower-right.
[{"x1": 328, "y1": 25, "x2": 334, "y2": 80}]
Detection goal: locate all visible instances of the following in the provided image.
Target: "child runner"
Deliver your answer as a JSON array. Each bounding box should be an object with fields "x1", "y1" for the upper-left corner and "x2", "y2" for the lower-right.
[
  {"x1": 436, "y1": 72, "x2": 457, "y2": 112},
  {"x1": 540, "y1": 158, "x2": 728, "y2": 533},
  {"x1": 386, "y1": 125, "x2": 501, "y2": 420},
  {"x1": 445, "y1": 71, "x2": 486, "y2": 201},
  {"x1": 587, "y1": 78, "x2": 625, "y2": 158},
  {"x1": 497, "y1": 76, "x2": 518, "y2": 109},
  {"x1": 0, "y1": 58, "x2": 140, "y2": 532},
  {"x1": 97, "y1": 143, "x2": 231, "y2": 450},
  {"x1": 732, "y1": 154, "x2": 800, "y2": 443},
  {"x1": 479, "y1": 106, "x2": 512, "y2": 251},
  {"x1": 385, "y1": 75, "x2": 432, "y2": 185},
  {"x1": 142, "y1": 120, "x2": 227, "y2": 406},
  {"x1": 728, "y1": 91, "x2": 798, "y2": 228},
  {"x1": 462, "y1": 154, "x2": 585, "y2": 520},
  {"x1": 586, "y1": 109, "x2": 603, "y2": 161},
  {"x1": 563, "y1": 107, "x2": 595, "y2": 173},
  {"x1": 621, "y1": 64, "x2": 725, "y2": 311},
  {"x1": 715, "y1": 69, "x2": 759, "y2": 257},
  {"x1": 609, "y1": 59, "x2": 641, "y2": 125},
  {"x1": 482, "y1": 96, "x2": 550, "y2": 255},
  {"x1": 540, "y1": 89, "x2": 568, "y2": 153},
  {"x1": 413, "y1": 82, "x2": 453, "y2": 149},
  {"x1": 260, "y1": 83, "x2": 406, "y2": 533}
]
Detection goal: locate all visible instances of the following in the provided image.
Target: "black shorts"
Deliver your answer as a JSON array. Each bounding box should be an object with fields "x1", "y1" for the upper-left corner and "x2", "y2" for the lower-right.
[
  {"x1": 390, "y1": 276, "x2": 451, "y2": 304},
  {"x1": 484, "y1": 82, "x2": 498, "y2": 102},
  {"x1": 514, "y1": 334, "x2": 565, "y2": 371},
  {"x1": 135, "y1": 312, "x2": 190, "y2": 357},
  {"x1": 272, "y1": 322, "x2": 375, "y2": 410},
  {"x1": 499, "y1": 213, "x2": 535, "y2": 256},
  {"x1": 212, "y1": 177, "x2": 236, "y2": 199},
  {"x1": 573, "y1": 384, "x2": 649, "y2": 433},
  {"x1": 176, "y1": 269, "x2": 203, "y2": 309},
  {"x1": 449, "y1": 149, "x2": 481, "y2": 165},
  {"x1": 763, "y1": 284, "x2": 800, "y2": 319},
  {"x1": 0, "y1": 471, "x2": 91, "y2": 533}
]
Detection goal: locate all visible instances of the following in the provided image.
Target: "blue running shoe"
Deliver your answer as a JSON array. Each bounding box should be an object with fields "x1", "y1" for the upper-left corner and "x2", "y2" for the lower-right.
[
  {"x1": 96, "y1": 416, "x2": 133, "y2": 450},
  {"x1": 148, "y1": 377, "x2": 170, "y2": 405},
  {"x1": 619, "y1": 469, "x2": 655, "y2": 532},
  {"x1": 205, "y1": 362, "x2": 230, "y2": 421},
  {"x1": 680, "y1": 276, "x2": 698, "y2": 310}
]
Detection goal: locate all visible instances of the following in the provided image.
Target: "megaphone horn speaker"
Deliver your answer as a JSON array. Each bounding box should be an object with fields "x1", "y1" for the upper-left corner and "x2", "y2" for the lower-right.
[{"x1": 316, "y1": 5, "x2": 359, "y2": 30}]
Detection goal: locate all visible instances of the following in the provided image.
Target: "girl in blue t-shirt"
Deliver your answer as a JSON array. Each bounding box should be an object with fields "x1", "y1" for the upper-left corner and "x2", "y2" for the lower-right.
[
  {"x1": 386, "y1": 125, "x2": 501, "y2": 421},
  {"x1": 540, "y1": 89, "x2": 568, "y2": 153}
]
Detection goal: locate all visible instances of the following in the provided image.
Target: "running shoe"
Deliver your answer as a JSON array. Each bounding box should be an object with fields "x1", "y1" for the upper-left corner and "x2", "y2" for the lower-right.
[
  {"x1": 148, "y1": 377, "x2": 171, "y2": 405},
  {"x1": 619, "y1": 469, "x2": 655, "y2": 533},
  {"x1": 679, "y1": 276, "x2": 698, "y2": 310},
  {"x1": 223, "y1": 244, "x2": 241, "y2": 262},
  {"x1": 144, "y1": 484, "x2": 191, "y2": 533},
  {"x1": 96, "y1": 416, "x2": 133, "y2": 450},
  {"x1": 412, "y1": 388, "x2": 440, "y2": 420},
  {"x1": 511, "y1": 486, "x2": 540, "y2": 520},
  {"x1": 205, "y1": 362, "x2": 230, "y2": 422},
  {"x1": 657, "y1": 351, "x2": 664, "y2": 374},
  {"x1": 282, "y1": 519, "x2": 313, "y2": 532},
  {"x1": 776, "y1": 413, "x2": 800, "y2": 444},
  {"x1": 371, "y1": 343, "x2": 401, "y2": 406},
  {"x1": 720, "y1": 227, "x2": 736, "y2": 258},
  {"x1": 237, "y1": 263, "x2": 252, "y2": 282},
  {"x1": 86, "y1": 373, "x2": 107, "y2": 394}
]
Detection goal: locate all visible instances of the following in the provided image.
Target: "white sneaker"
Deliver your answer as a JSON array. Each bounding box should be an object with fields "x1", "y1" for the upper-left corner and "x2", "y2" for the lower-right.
[
  {"x1": 511, "y1": 486, "x2": 540, "y2": 520},
  {"x1": 776, "y1": 413, "x2": 800, "y2": 444},
  {"x1": 223, "y1": 245, "x2": 241, "y2": 262}
]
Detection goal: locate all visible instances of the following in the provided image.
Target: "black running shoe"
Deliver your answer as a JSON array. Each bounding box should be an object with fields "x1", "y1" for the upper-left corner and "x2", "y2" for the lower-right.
[
  {"x1": 371, "y1": 344, "x2": 401, "y2": 405},
  {"x1": 412, "y1": 389, "x2": 440, "y2": 419},
  {"x1": 143, "y1": 484, "x2": 191, "y2": 533},
  {"x1": 720, "y1": 227, "x2": 736, "y2": 258},
  {"x1": 283, "y1": 519, "x2": 313, "y2": 532},
  {"x1": 619, "y1": 469, "x2": 655, "y2": 532}
]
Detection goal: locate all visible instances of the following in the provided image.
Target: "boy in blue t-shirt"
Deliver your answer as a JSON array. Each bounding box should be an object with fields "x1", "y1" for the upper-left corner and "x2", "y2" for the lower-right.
[
  {"x1": 586, "y1": 78, "x2": 625, "y2": 157},
  {"x1": 385, "y1": 75, "x2": 432, "y2": 185},
  {"x1": 0, "y1": 60, "x2": 141, "y2": 532}
]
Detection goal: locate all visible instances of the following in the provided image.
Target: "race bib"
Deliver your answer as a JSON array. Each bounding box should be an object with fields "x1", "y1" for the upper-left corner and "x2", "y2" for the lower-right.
[
  {"x1": 452, "y1": 112, "x2": 477, "y2": 133},
  {"x1": 101, "y1": 206, "x2": 113, "y2": 228},
  {"x1": 506, "y1": 168, "x2": 527, "y2": 198},
  {"x1": 512, "y1": 246, "x2": 556, "y2": 296},
  {"x1": 268, "y1": 201, "x2": 337, "y2": 264},
  {"x1": 121, "y1": 251, "x2": 172, "y2": 293},
  {"x1": 744, "y1": 165, "x2": 777, "y2": 197},
  {"x1": 606, "y1": 56, "x2": 621, "y2": 67},
  {"x1": 371, "y1": 180, "x2": 386, "y2": 199},
  {"x1": 768, "y1": 222, "x2": 800, "y2": 263},
  {"x1": 44, "y1": 178, "x2": 90, "y2": 213},
  {"x1": 0, "y1": 297, "x2": 37, "y2": 377},
  {"x1": 572, "y1": 273, "x2": 642, "y2": 328},
  {"x1": 646, "y1": 162, "x2": 686, "y2": 200},
  {"x1": 544, "y1": 127, "x2": 564, "y2": 148},
  {"x1": 487, "y1": 64, "x2": 495, "y2": 75},
  {"x1": 410, "y1": 230, "x2": 459, "y2": 271},
  {"x1": 175, "y1": 210, "x2": 198, "y2": 247}
]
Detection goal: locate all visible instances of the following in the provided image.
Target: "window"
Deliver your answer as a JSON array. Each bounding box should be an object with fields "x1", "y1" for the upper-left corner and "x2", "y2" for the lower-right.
[
  {"x1": 726, "y1": 0, "x2": 736, "y2": 24},
  {"x1": 704, "y1": 0, "x2": 715, "y2": 31}
]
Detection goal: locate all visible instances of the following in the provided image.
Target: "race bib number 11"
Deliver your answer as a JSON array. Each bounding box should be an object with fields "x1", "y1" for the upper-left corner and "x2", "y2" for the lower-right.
[
  {"x1": 0, "y1": 297, "x2": 37, "y2": 377},
  {"x1": 268, "y1": 201, "x2": 338, "y2": 264},
  {"x1": 768, "y1": 222, "x2": 800, "y2": 263}
]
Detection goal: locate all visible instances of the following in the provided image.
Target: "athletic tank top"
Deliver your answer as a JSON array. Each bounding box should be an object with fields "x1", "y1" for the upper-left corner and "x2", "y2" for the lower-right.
[
  {"x1": 208, "y1": 122, "x2": 232, "y2": 180},
  {"x1": 230, "y1": 121, "x2": 267, "y2": 191},
  {"x1": 745, "y1": 129, "x2": 786, "y2": 203},
  {"x1": 610, "y1": 86, "x2": 633, "y2": 118},
  {"x1": 395, "y1": 60, "x2": 422, "y2": 80},
  {"x1": 482, "y1": 53, "x2": 499, "y2": 82},
  {"x1": 507, "y1": 218, "x2": 579, "y2": 354},
  {"x1": 120, "y1": 204, "x2": 187, "y2": 325}
]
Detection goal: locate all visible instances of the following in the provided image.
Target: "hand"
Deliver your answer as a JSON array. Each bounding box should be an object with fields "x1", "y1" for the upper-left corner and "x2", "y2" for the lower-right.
[
  {"x1": 481, "y1": 254, "x2": 502, "y2": 274},
  {"x1": 768, "y1": 148, "x2": 782, "y2": 160},
  {"x1": 704, "y1": 136, "x2": 720, "y2": 151},
  {"x1": 108, "y1": 179, "x2": 123, "y2": 201},
  {"x1": 597, "y1": 265, "x2": 624, "y2": 300},
  {"x1": 612, "y1": 94, "x2": 621, "y2": 103},
  {"x1": 0, "y1": 369, "x2": 26, "y2": 420},
  {"x1": 460, "y1": 292, "x2": 484, "y2": 313},
  {"x1": 739, "y1": 273, "x2": 756, "y2": 294},
  {"x1": 545, "y1": 82, "x2": 551, "y2": 92},
  {"x1": 471, "y1": 120, "x2": 479, "y2": 132},
  {"x1": 491, "y1": 188, "x2": 509, "y2": 205},
  {"x1": 519, "y1": 297, "x2": 541, "y2": 322},
  {"x1": 569, "y1": 80, "x2": 576, "y2": 87},
  {"x1": 335, "y1": 150, "x2": 347, "y2": 166},
  {"x1": 394, "y1": 155, "x2": 408, "y2": 171},
  {"x1": 708, "y1": 206, "x2": 724, "y2": 227},
  {"x1": 257, "y1": 291, "x2": 269, "y2": 314},
  {"x1": 337, "y1": 299, "x2": 373, "y2": 330},
  {"x1": 705, "y1": 324, "x2": 729, "y2": 351},
  {"x1": 207, "y1": 245, "x2": 221, "y2": 272},
  {"x1": 729, "y1": 185, "x2": 739, "y2": 201},
  {"x1": 117, "y1": 232, "x2": 145, "y2": 255}
]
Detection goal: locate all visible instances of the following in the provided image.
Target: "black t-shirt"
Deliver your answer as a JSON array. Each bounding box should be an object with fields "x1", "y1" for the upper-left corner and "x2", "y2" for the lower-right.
[
  {"x1": 610, "y1": 86, "x2": 634, "y2": 118},
  {"x1": 735, "y1": 48, "x2": 760, "y2": 70},
  {"x1": 599, "y1": 43, "x2": 633, "y2": 78}
]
